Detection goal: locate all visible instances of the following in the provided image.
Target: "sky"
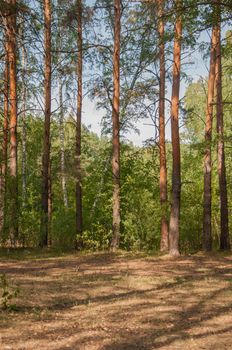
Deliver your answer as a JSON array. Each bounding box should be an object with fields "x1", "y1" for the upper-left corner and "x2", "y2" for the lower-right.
[
  {"x1": 80, "y1": 19, "x2": 229, "y2": 146},
  {"x1": 81, "y1": 31, "x2": 211, "y2": 146}
]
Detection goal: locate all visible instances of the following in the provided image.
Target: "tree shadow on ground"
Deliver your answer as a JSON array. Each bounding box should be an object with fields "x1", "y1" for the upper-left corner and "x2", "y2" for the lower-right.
[{"x1": 1, "y1": 253, "x2": 232, "y2": 350}]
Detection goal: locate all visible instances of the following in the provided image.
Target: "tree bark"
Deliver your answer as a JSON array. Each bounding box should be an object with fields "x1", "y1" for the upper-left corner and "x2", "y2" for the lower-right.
[
  {"x1": 57, "y1": 0, "x2": 68, "y2": 209},
  {"x1": 0, "y1": 35, "x2": 9, "y2": 238},
  {"x1": 76, "y1": 0, "x2": 83, "y2": 247},
  {"x1": 215, "y1": 9, "x2": 230, "y2": 250},
  {"x1": 20, "y1": 18, "x2": 27, "y2": 207},
  {"x1": 169, "y1": 0, "x2": 182, "y2": 257},
  {"x1": 203, "y1": 17, "x2": 217, "y2": 251},
  {"x1": 8, "y1": 0, "x2": 18, "y2": 243},
  {"x1": 41, "y1": 0, "x2": 52, "y2": 247},
  {"x1": 158, "y1": 0, "x2": 168, "y2": 252},
  {"x1": 110, "y1": 0, "x2": 121, "y2": 251}
]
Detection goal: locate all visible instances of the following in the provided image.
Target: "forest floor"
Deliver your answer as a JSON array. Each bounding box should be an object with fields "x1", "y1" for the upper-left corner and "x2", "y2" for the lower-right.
[{"x1": 0, "y1": 250, "x2": 232, "y2": 350}]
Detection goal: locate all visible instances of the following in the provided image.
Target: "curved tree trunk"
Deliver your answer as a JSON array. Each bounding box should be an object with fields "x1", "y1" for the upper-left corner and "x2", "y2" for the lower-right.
[
  {"x1": 41, "y1": 0, "x2": 52, "y2": 247},
  {"x1": 110, "y1": 0, "x2": 121, "y2": 251},
  {"x1": 203, "y1": 16, "x2": 217, "y2": 251},
  {"x1": 158, "y1": 0, "x2": 168, "y2": 252},
  {"x1": 215, "y1": 9, "x2": 230, "y2": 250},
  {"x1": 76, "y1": 0, "x2": 83, "y2": 247},
  {"x1": 169, "y1": 0, "x2": 182, "y2": 257}
]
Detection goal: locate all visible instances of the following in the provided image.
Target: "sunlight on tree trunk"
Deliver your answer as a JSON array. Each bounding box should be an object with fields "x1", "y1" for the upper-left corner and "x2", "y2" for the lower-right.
[
  {"x1": 203, "y1": 14, "x2": 217, "y2": 252},
  {"x1": 19, "y1": 18, "x2": 27, "y2": 207},
  {"x1": 169, "y1": 0, "x2": 182, "y2": 257},
  {"x1": 0, "y1": 34, "x2": 9, "y2": 238},
  {"x1": 8, "y1": 0, "x2": 18, "y2": 243}
]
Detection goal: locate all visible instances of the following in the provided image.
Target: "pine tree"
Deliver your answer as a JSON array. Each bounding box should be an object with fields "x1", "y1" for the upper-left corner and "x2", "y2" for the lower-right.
[
  {"x1": 203, "y1": 5, "x2": 217, "y2": 252},
  {"x1": 110, "y1": 0, "x2": 121, "y2": 251},
  {"x1": 158, "y1": 0, "x2": 169, "y2": 252},
  {"x1": 41, "y1": 0, "x2": 52, "y2": 246},
  {"x1": 169, "y1": 0, "x2": 182, "y2": 257},
  {"x1": 75, "y1": 0, "x2": 83, "y2": 247},
  {"x1": 8, "y1": 0, "x2": 18, "y2": 243}
]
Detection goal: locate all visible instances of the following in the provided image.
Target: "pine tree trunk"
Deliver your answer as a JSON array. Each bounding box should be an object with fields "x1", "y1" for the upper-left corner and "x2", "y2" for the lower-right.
[
  {"x1": 158, "y1": 0, "x2": 168, "y2": 252},
  {"x1": 58, "y1": 76, "x2": 68, "y2": 208},
  {"x1": 8, "y1": 0, "x2": 18, "y2": 243},
  {"x1": 20, "y1": 19, "x2": 27, "y2": 207},
  {"x1": 203, "y1": 20, "x2": 217, "y2": 251},
  {"x1": 110, "y1": 0, "x2": 121, "y2": 251},
  {"x1": 41, "y1": 0, "x2": 52, "y2": 247},
  {"x1": 169, "y1": 0, "x2": 182, "y2": 257},
  {"x1": 0, "y1": 37, "x2": 9, "y2": 238},
  {"x1": 215, "y1": 11, "x2": 230, "y2": 250},
  {"x1": 57, "y1": 1, "x2": 68, "y2": 209},
  {"x1": 76, "y1": 0, "x2": 83, "y2": 247}
]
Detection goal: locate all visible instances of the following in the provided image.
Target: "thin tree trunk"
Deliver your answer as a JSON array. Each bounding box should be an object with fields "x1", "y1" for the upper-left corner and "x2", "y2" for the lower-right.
[
  {"x1": 59, "y1": 76, "x2": 68, "y2": 208},
  {"x1": 215, "y1": 10, "x2": 230, "y2": 250},
  {"x1": 203, "y1": 17, "x2": 217, "y2": 251},
  {"x1": 110, "y1": 0, "x2": 121, "y2": 251},
  {"x1": 76, "y1": 0, "x2": 83, "y2": 247},
  {"x1": 56, "y1": 0, "x2": 68, "y2": 209},
  {"x1": 41, "y1": 0, "x2": 52, "y2": 247},
  {"x1": 8, "y1": 0, "x2": 18, "y2": 243},
  {"x1": 20, "y1": 19, "x2": 27, "y2": 206},
  {"x1": 158, "y1": 0, "x2": 168, "y2": 252},
  {"x1": 0, "y1": 37, "x2": 9, "y2": 238},
  {"x1": 169, "y1": 0, "x2": 182, "y2": 257}
]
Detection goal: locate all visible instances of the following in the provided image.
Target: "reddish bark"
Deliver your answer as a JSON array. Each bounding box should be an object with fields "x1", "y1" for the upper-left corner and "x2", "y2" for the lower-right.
[
  {"x1": 203, "y1": 21, "x2": 217, "y2": 251},
  {"x1": 41, "y1": 0, "x2": 52, "y2": 246},
  {"x1": 20, "y1": 19, "x2": 27, "y2": 206},
  {"x1": 0, "y1": 37, "x2": 9, "y2": 237},
  {"x1": 158, "y1": 0, "x2": 169, "y2": 252},
  {"x1": 215, "y1": 12, "x2": 230, "y2": 250},
  {"x1": 8, "y1": 0, "x2": 18, "y2": 241},
  {"x1": 110, "y1": 0, "x2": 121, "y2": 251},
  {"x1": 169, "y1": 0, "x2": 182, "y2": 257}
]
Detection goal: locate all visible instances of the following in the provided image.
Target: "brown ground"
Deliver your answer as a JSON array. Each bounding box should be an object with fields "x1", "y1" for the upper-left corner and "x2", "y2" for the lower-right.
[{"x1": 0, "y1": 251, "x2": 232, "y2": 350}]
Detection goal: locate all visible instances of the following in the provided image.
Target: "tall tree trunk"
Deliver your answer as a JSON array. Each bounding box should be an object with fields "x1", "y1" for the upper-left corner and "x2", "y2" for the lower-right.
[
  {"x1": 203, "y1": 17, "x2": 217, "y2": 251},
  {"x1": 59, "y1": 76, "x2": 68, "y2": 208},
  {"x1": 0, "y1": 36, "x2": 9, "y2": 238},
  {"x1": 76, "y1": 0, "x2": 83, "y2": 247},
  {"x1": 8, "y1": 0, "x2": 18, "y2": 243},
  {"x1": 41, "y1": 0, "x2": 52, "y2": 247},
  {"x1": 158, "y1": 0, "x2": 168, "y2": 252},
  {"x1": 57, "y1": 0, "x2": 68, "y2": 209},
  {"x1": 110, "y1": 0, "x2": 121, "y2": 251},
  {"x1": 169, "y1": 0, "x2": 182, "y2": 257},
  {"x1": 20, "y1": 18, "x2": 27, "y2": 207},
  {"x1": 215, "y1": 10, "x2": 230, "y2": 250}
]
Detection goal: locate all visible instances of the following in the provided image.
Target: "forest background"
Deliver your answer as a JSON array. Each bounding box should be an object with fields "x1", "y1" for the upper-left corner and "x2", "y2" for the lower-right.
[{"x1": 0, "y1": 0, "x2": 232, "y2": 256}]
